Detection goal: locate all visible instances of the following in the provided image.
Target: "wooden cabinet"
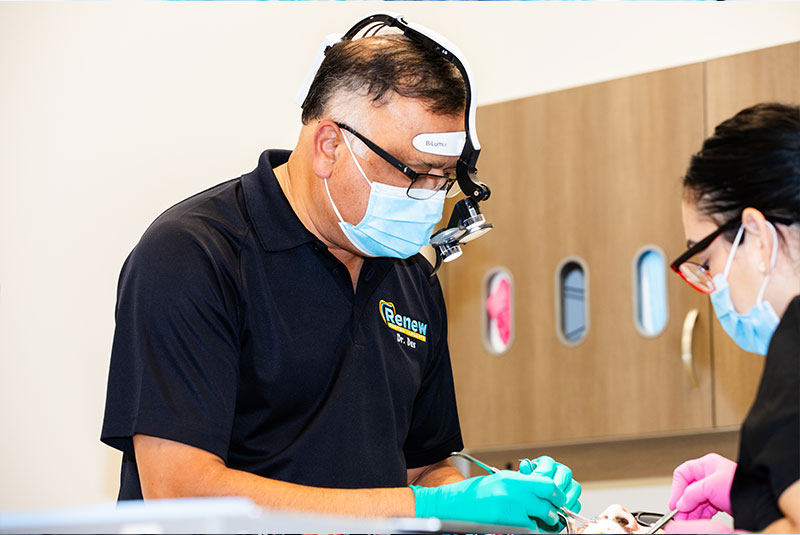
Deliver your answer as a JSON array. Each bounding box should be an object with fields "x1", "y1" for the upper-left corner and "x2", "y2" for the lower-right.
[
  {"x1": 444, "y1": 63, "x2": 712, "y2": 449},
  {"x1": 704, "y1": 43, "x2": 800, "y2": 427},
  {"x1": 442, "y1": 42, "x2": 800, "y2": 452}
]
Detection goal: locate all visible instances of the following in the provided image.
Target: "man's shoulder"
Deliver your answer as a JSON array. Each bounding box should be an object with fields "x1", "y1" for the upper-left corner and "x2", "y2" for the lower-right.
[
  {"x1": 143, "y1": 178, "x2": 249, "y2": 247},
  {"x1": 140, "y1": 149, "x2": 291, "y2": 252},
  {"x1": 123, "y1": 177, "x2": 254, "y2": 280}
]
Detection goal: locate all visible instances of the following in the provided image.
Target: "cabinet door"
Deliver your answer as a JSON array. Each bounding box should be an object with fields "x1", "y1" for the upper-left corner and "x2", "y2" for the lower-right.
[
  {"x1": 444, "y1": 64, "x2": 713, "y2": 449},
  {"x1": 704, "y1": 42, "x2": 800, "y2": 427}
]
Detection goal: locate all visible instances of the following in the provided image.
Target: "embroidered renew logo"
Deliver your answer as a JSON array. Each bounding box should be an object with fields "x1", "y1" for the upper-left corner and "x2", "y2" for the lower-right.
[{"x1": 379, "y1": 300, "x2": 428, "y2": 343}]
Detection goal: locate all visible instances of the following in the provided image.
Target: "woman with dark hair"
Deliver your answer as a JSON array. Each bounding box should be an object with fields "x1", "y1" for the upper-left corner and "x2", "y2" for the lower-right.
[{"x1": 665, "y1": 103, "x2": 800, "y2": 534}]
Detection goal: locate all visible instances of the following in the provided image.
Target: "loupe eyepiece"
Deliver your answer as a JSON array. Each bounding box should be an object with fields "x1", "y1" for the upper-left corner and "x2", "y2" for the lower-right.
[
  {"x1": 438, "y1": 243, "x2": 463, "y2": 263},
  {"x1": 429, "y1": 197, "x2": 493, "y2": 278}
]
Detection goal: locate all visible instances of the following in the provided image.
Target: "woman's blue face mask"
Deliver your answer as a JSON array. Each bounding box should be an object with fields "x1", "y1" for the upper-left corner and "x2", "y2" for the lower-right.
[{"x1": 709, "y1": 222, "x2": 780, "y2": 356}]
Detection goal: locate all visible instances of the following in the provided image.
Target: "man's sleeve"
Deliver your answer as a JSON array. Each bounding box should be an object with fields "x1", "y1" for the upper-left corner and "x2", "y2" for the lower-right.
[
  {"x1": 100, "y1": 217, "x2": 241, "y2": 462},
  {"x1": 402, "y1": 275, "x2": 463, "y2": 469}
]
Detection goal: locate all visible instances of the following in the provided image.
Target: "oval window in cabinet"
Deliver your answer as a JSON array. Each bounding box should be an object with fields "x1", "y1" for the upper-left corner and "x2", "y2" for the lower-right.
[
  {"x1": 556, "y1": 257, "x2": 589, "y2": 347},
  {"x1": 483, "y1": 267, "x2": 514, "y2": 355},
  {"x1": 633, "y1": 245, "x2": 669, "y2": 337}
]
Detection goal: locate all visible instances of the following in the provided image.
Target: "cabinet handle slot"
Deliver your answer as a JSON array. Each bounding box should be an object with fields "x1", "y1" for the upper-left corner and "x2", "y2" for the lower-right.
[{"x1": 681, "y1": 308, "x2": 700, "y2": 388}]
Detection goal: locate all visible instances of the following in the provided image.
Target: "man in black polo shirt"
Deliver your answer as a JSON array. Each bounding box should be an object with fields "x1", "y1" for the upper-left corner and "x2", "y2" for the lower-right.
[{"x1": 101, "y1": 15, "x2": 580, "y2": 531}]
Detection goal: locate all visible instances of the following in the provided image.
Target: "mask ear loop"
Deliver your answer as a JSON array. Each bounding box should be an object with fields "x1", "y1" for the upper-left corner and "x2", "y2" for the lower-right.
[
  {"x1": 339, "y1": 130, "x2": 373, "y2": 188},
  {"x1": 722, "y1": 224, "x2": 746, "y2": 280},
  {"x1": 755, "y1": 222, "x2": 779, "y2": 304},
  {"x1": 323, "y1": 178, "x2": 346, "y2": 225},
  {"x1": 323, "y1": 128, "x2": 374, "y2": 225}
]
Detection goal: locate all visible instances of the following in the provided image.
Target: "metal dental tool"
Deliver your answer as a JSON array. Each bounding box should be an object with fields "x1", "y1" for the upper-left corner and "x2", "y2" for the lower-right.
[
  {"x1": 645, "y1": 507, "x2": 679, "y2": 534},
  {"x1": 449, "y1": 451, "x2": 499, "y2": 475}
]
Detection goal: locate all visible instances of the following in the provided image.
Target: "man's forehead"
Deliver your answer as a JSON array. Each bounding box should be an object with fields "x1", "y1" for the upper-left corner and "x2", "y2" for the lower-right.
[
  {"x1": 365, "y1": 100, "x2": 465, "y2": 165},
  {"x1": 375, "y1": 95, "x2": 464, "y2": 133}
]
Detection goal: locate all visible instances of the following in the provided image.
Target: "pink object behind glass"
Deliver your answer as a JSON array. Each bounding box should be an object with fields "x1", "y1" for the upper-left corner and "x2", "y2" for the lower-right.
[{"x1": 486, "y1": 277, "x2": 511, "y2": 346}]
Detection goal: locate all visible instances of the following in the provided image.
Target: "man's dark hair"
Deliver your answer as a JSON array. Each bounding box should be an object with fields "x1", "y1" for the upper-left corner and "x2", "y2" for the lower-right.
[
  {"x1": 684, "y1": 102, "x2": 800, "y2": 243},
  {"x1": 300, "y1": 34, "x2": 467, "y2": 124}
]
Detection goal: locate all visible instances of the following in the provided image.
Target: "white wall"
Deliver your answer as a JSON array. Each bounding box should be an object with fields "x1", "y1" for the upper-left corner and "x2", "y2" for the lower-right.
[{"x1": 2, "y1": 1, "x2": 799, "y2": 513}]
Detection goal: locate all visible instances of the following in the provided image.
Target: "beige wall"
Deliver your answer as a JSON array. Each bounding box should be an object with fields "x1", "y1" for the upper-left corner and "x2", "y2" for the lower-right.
[{"x1": 1, "y1": 1, "x2": 800, "y2": 512}]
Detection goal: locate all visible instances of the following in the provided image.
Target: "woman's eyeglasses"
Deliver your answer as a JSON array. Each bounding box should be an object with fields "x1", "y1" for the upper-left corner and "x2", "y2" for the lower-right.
[
  {"x1": 670, "y1": 214, "x2": 793, "y2": 294},
  {"x1": 335, "y1": 122, "x2": 459, "y2": 201}
]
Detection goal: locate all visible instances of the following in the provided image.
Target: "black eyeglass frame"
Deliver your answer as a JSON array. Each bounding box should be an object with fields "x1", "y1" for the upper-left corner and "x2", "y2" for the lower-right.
[
  {"x1": 670, "y1": 213, "x2": 794, "y2": 293},
  {"x1": 335, "y1": 122, "x2": 458, "y2": 199}
]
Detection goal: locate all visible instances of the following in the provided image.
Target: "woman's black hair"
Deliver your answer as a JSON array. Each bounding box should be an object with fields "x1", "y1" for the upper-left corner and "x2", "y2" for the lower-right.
[{"x1": 684, "y1": 102, "x2": 800, "y2": 243}]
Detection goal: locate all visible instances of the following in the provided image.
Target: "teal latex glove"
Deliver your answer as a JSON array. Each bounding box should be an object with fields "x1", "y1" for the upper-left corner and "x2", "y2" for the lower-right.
[
  {"x1": 411, "y1": 470, "x2": 566, "y2": 532},
  {"x1": 519, "y1": 456, "x2": 582, "y2": 513}
]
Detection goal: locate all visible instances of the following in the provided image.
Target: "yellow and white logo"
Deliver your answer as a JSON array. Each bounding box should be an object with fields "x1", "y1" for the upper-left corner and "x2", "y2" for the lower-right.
[{"x1": 379, "y1": 300, "x2": 428, "y2": 343}]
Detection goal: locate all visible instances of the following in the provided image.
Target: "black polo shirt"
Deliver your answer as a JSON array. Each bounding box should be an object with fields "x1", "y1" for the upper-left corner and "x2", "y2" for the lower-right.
[{"x1": 101, "y1": 149, "x2": 463, "y2": 500}]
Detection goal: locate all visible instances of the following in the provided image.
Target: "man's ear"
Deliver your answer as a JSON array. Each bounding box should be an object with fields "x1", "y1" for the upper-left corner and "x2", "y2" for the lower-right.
[
  {"x1": 311, "y1": 121, "x2": 341, "y2": 179},
  {"x1": 742, "y1": 207, "x2": 774, "y2": 273}
]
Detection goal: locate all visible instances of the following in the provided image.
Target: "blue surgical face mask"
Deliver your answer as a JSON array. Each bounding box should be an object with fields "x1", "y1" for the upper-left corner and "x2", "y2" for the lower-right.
[
  {"x1": 709, "y1": 222, "x2": 780, "y2": 356},
  {"x1": 323, "y1": 132, "x2": 445, "y2": 259}
]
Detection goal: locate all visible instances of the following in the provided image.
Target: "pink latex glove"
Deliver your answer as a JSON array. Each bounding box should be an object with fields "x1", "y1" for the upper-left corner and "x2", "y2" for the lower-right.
[
  {"x1": 486, "y1": 278, "x2": 511, "y2": 346},
  {"x1": 668, "y1": 453, "x2": 736, "y2": 521},
  {"x1": 664, "y1": 519, "x2": 734, "y2": 534}
]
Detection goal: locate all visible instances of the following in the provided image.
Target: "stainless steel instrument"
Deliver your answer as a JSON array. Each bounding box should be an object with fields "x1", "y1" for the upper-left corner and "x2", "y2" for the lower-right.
[{"x1": 645, "y1": 507, "x2": 679, "y2": 534}]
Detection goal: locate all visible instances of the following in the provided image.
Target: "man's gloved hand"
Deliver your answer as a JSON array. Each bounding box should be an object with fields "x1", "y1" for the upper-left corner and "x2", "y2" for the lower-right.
[
  {"x1": 519, "y1": 456, "x2": 582, "y2": 513},
  {"x1": 411, "y1": 470, "x2": 567, "y2": 532},
  {"x1": 668, "y1": 453, "x2": 736, "y2": 521},
  {"x1": 664, "y1": 519, "x2": 734, "y2": 534}
]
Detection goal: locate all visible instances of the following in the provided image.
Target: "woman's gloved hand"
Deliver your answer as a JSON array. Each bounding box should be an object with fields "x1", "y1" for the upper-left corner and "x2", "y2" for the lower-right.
[
  {"x1": 668, "y1": 453, "x2": 737, "y2": 520},
  {"x1": 519, "y1": 456, "x2": 583, "y2": 513},
  {"x1": 411, "y1": 470, "x2": 566, "y2": 532}
]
